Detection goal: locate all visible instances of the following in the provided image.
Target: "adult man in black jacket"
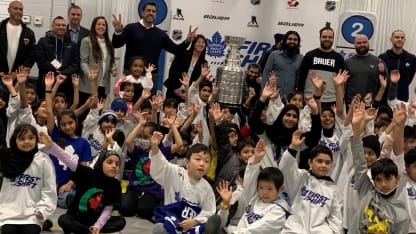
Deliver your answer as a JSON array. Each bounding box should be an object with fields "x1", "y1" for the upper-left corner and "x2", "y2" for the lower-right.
[
  {"x1": 36, "y1": 16, "x2": 80, "y2": 100},
  {"x1": 0, "y1": 1, "x2": 36, "y2": 77}
]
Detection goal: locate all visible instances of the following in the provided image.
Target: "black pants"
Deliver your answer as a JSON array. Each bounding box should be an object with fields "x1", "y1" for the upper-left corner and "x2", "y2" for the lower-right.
[
  {"x1": 120, "y1": 188, "x2": 161, "y2": 220},
  {"x1": 58, "y1": 213, "x2": 126, "y2": 234},
  {"x1": 1, "y1": 224, "x2": 41, "y2": 234}
]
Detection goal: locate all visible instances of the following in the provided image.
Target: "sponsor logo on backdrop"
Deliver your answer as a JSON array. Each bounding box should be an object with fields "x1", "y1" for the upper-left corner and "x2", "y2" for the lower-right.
[
  {"x1": 206, "y1": 32, "x2": 272, "y2": 67},
  {"x1": 287, "y1": 0, "x2": 300, "y2": 8},
  {"x1": 206, "y1": 32, "x2": 227, "y2": 60},
  {"x1": 172, "y1": 29, "x2": 183, "y2": 41},
  {"x1": 325, "y1": 1, "x2": 336, "y2": 11},
  {"x1": 277, "y1": 21, "x2": 304, "y2": 27},
  {"x1": 203, "y1": 15, "x2": 230, "y2": 21},
  {"x1": 240, "y1": 40, "x2": 272, "y2": 67},
  {"x1": 138, "y1": 0, "x2": 167, "y2": 25},
  {"x1": 173, "y1": 8, "x2": 184, "y2": 21},
  {"x1": 250, "y1": 0, "x2": 261, "y2": 5},
  {"x1": 212, "y1": 0, "x2": 224, "y2": 3},
  {"x1": 247, "y1": 16, "x2": 259, "y2": 28}
]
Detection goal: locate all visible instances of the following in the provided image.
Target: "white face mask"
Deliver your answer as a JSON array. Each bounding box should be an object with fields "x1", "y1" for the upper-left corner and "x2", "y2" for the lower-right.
[
  {"x1": 375, "y1": 183, "x2": 399, "y2": 196},
  {"x1": 137, "y1": 138, "x2": 151, "y2": 150}
]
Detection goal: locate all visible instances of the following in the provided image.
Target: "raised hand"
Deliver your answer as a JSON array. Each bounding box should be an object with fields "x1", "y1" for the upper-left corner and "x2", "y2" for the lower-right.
[
  {"x1": 112, "y1": 14, "x2": 123, "y2": 33},
  {"x1": 141, "y1": 88, "x2": 151, "y2": 100},
  {"x1": 270, "y1": 87, "x2": 280, "y2": 100},
  {"x1": 212, "y1": 83, "x2": 220, "y2": 96},
  {"x1": 180, "y1": 72, "x2": 190, "y2": 88},
  {"x1": 151, "y1": 131, "x2": 164, "y2": 146},
  {"x1": 216, "y1": 180, "x2": 232, "y2": 206},
  {"x1": 379, "y1": 74, "x2": 387, "y2": 89},
  {"x1": 185, "y1": 25, "x2": 198, "y2": 43},
  {"x1": 261, "y1": 80, "x2": 276, "y2": 99},
  {"x1": 390, "y1": 70, "x2": 400, "y2": 84},
  {"x1": 56, "y1": 73, "x2": 66, "y2": 86},
  {"x1": 84, "y1": 96, "x2": 97, "y2": 108},
  {"x1": 16, "y1": 66, "x2": 29, "y2": 84},
  {"x1": 289, "y1": 130, "x2": 305, "y2": 149},
  {"x1": 364, "y1": 107, "x2": 377, "y2": 122},
  {"x1": 332, "y1": 69, "x2": 349, "y2": 86},
  {"x1": 2, "y1": 74, "x2": 13, "y2": 87},
  {"x1": 72, "y1": 74, "x2": 79, "y2": 88},
  {"x1": 393, "y1": 102, "x2": 407, "y2": 127},
  {"x1": 310, "y1": 71, "x2": 326, "y2": 94},
  {"x1": 251, "y1": 139, "x2": 266, "y2": 165},
  {"x1": 44, "y1": 72, "x2": 55, "y2": 90},
  {"x1": 211, "y1": 102, "x2": 223, "y2": 123},
  {"x1": 97, "y1": 98, "x2": 106, "y2": 111},
  {"x1": 351, "y1": 102, "x2": 365, "y2": 135},
  {"x1": 305, "y1": 96, "x2": 318, "y2": 114},
  {"x1": 200, "y1": 63, "x2": 210, "y2": 78},
  {"x1": 193, "y1": 101, "x2": 201, "y2": 114},
  {"x1": 145, "y1": 63, "x2": 156, "y2": 73},
  {"x1": 268, "y1": 71, "x2": 278, "y2": 85}
]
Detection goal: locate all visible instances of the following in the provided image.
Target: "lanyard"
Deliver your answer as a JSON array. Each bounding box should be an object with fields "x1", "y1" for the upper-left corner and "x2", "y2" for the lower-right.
[{"x1": 55, "y1": 38, "x2": 64, "y2": 62}]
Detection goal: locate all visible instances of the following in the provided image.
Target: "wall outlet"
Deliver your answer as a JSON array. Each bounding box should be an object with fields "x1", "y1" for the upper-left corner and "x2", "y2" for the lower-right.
[
  {"x1": 33, "y1": 16, "x2": 43, "y2": 25},
  {"x1": 22, "y1": 15, "x2": 31, "y2": 24}
]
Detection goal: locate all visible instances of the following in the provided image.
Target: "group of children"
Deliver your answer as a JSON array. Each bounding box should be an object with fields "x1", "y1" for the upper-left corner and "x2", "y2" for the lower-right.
[{"x1": 0, "y1": 54, "x2": 416, "y2": 234}]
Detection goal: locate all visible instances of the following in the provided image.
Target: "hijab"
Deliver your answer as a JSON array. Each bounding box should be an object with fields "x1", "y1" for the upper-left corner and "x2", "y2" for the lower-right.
[{"x1": 0, "y1": 124, "x2": 38, "y2": 179}]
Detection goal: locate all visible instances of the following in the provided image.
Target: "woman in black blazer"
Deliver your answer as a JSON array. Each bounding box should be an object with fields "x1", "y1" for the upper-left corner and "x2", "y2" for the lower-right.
[{"x1": 164, "y1": 34, "x2": 207, "y2": 103}]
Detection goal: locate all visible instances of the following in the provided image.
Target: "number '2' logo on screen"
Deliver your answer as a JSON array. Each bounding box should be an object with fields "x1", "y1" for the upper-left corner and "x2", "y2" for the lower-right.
[{"x1": 341, "y1": 15, "x2": 374, "y2": 44}]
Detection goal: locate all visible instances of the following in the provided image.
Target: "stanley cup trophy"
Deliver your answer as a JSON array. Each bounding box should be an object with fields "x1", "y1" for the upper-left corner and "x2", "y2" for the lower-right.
[{"x1": 216, "y1": 36, "x2": 246, "y2": 107}]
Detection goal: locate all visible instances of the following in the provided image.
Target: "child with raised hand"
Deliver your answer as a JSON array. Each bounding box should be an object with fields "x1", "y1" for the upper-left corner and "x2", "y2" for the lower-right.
[
  {"x1": 39, "y1": 131, "x2": 126, "y2": 234},
  {"x1": 114, "y1": 58, "x2": 155, "y2": 114},
  {"x1": 0, "y1": 124, "x2": 57, "y2": 234},
  {"x1": 217, "y1": 139, "x2": 289, "y2": 234},
  {"x1": 121, "y1": 111, "x2": 183, "y2": 221},
  {"x1": 349, "y1": 101, "x2": 410, "y2": 233},
  {"x1": 149, "y1": 131, "x2": 216, "y2": 234},
  {"x1": 279, "y1": 130, "x2": 342, "y2": 233},
  {"x1": 48, "y1": 109, "x2": 92, "y2": 209},
  {"x1": 3, "y1": 67, "x2": 49, "y2": 146}
]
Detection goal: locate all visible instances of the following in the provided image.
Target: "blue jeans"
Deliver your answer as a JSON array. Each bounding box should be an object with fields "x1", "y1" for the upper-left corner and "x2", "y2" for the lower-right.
[{"x1": 57, "y1": 188, "x2": 76, "y2": 209}]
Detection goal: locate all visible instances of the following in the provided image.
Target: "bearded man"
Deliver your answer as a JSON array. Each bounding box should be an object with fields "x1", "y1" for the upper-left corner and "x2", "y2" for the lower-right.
[{"x1": 262, "y1": 31, "x2": 303, "y2": 101}]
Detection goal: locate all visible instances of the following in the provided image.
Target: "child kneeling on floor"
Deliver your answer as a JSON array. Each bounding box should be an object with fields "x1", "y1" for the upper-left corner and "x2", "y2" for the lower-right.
[{"x1": 149, "y1": 131, "x2": 217, "y2": 234}]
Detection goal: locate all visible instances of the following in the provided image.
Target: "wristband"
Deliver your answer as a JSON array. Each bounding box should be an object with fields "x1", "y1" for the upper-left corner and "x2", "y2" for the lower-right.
[
  {"x1": 313, "y1": 95, "x2": 321, "y2": 100},
  {"x1": 220, "y1": 202, "x2": 229, "y2": 210},
  {"x1": 45, "y1": 90, "x2": 53, "y2": 93}
]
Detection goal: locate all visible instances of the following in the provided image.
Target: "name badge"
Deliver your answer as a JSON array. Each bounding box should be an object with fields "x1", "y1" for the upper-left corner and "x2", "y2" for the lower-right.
[{"x1": 51, "y1": 59, "x2": 62, "y2": 69}]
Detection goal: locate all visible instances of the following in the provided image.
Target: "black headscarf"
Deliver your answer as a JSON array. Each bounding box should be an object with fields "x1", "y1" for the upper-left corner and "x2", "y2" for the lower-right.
[
  {"x1": 265, "y1": 104, "x2": 299, "y2": 147},
  {"x1": 0, "y1": 124, "x2": 38, "y2": 179},
  {"x1": 321, "y1": 107, "x2": 336, "y2": 138},
  {"x1": 93, "y1": 150, "x2": 122, "y2": 208}
]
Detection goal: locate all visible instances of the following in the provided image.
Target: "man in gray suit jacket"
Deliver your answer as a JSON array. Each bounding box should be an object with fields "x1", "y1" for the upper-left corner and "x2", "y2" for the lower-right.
[{"x1": 65, "y1": 5, "x2": 89, "y2": 48}]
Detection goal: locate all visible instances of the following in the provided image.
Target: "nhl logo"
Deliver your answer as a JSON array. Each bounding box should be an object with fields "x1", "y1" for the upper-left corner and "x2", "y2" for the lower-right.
[
  {"x1": 250, "y1": 0, "x2": 260, "y2": 5},
  {"x1": 325, "y1": 1, "x2": 336, "y2": 11},
  {"x1": 172, "y1": 29, "x2": 183, "y2": 41}
]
